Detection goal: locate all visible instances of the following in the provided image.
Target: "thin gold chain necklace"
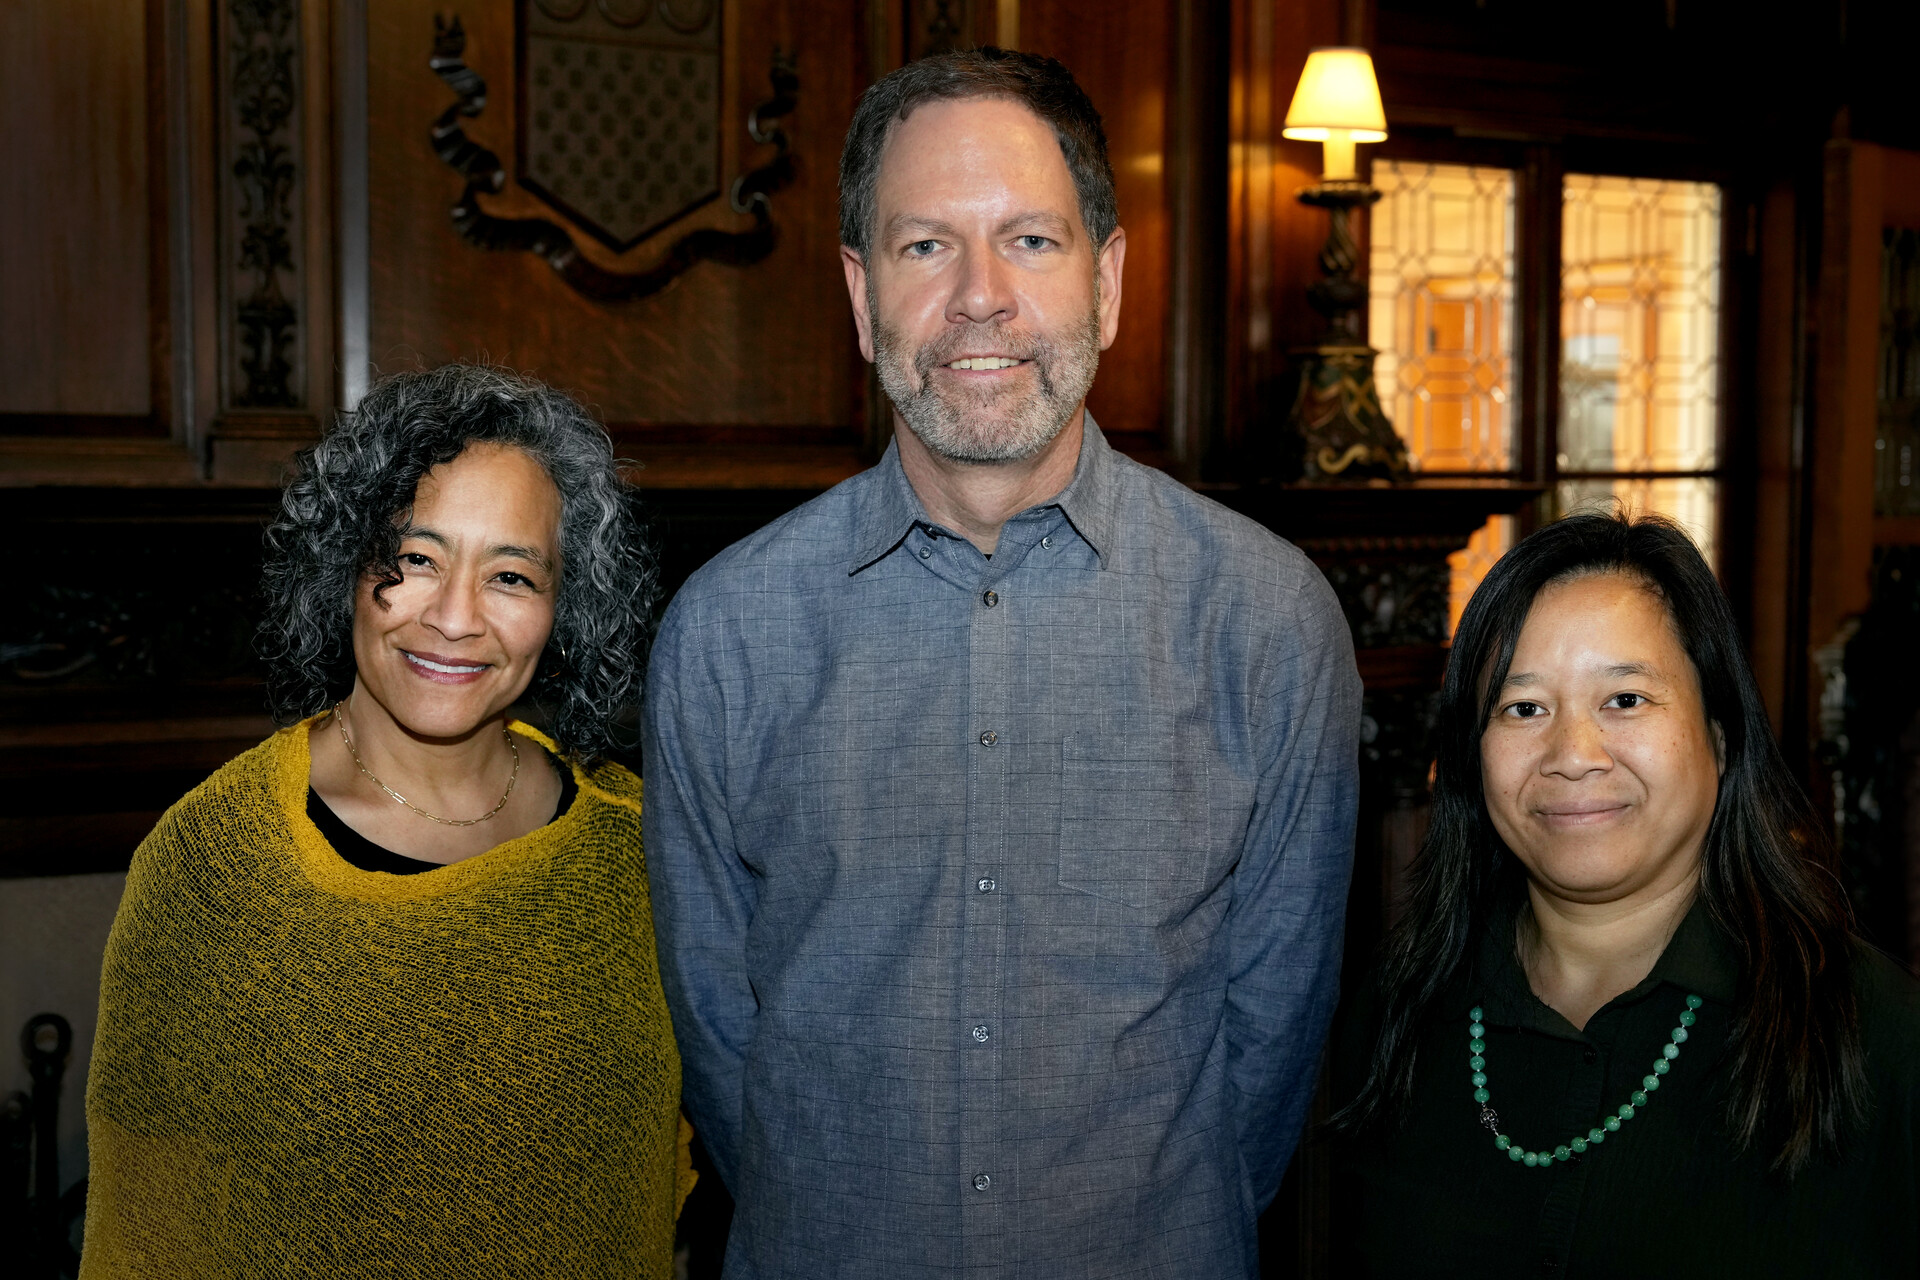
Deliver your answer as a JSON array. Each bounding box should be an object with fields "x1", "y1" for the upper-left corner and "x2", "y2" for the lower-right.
[{"x1": 335, "y1": 699, "x2": 519, "y2": 826}]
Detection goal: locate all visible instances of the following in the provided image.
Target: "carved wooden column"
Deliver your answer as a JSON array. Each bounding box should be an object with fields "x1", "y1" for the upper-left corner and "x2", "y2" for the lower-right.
[{"x1": 207, "y1": 0, "x2": 335, "y2": 482}]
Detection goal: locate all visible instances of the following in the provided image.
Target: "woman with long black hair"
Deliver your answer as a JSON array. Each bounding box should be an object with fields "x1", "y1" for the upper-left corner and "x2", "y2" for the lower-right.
[{"x1": 1329, "y1": 511, "x2": 1920, "y2": 1277}]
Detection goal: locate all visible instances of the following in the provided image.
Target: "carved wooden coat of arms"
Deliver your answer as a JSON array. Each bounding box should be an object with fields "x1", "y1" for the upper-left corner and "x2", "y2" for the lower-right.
[
  {"x1": 430, "y1": 1, "x2": 796, "y2": 302},
  {"x1": 517, "y1": 0, "x2": 721, "y2": 250}
]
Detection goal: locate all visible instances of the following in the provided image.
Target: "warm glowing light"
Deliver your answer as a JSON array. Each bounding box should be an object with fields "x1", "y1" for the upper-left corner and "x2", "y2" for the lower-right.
[{"x1": 1283, "y1": 47, "x2": 1388, "y2": 180}]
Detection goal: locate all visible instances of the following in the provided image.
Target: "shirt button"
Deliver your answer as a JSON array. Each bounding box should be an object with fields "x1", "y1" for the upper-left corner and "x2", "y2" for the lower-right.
[
  {"x1": 973, "y1": 1174, "x2": 992, "y2": 1191},
  {"x1": 977, "y1": 877, "x2": 996, "y2": 892},
  {"x1": 971, "y1": 1025, "x2": 990, "y2": 1042},
  {"x1": 918, "y1": 546, "x2": 932, "y2": 559},
  {"x1": 1041, "y1": 535, "x2": 1053, "y2": 548},
  {"x1": 979, "y1": 730, "x2": 997, "y2": 746},
  {"x1": 982, "y1": 589, "x2": 998, "y2": 607},
  {"x1": 1583, "y1": 1048, "x2": 1598, "y2": 1065}
]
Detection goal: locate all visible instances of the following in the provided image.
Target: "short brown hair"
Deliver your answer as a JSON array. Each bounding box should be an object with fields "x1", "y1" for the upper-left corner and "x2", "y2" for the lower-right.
[{"x1": 838, "y1": 47, "x2": 1117, "y2": 260}]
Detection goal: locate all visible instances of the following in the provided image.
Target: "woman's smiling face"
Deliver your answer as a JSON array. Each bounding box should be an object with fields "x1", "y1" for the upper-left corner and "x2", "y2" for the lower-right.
[
  {"x1": 350, "y1": 442, "x2": 563, "y2": 741},
  {"x1": 1479, "y1": 572, "x2": 1724, "y2": 908}
]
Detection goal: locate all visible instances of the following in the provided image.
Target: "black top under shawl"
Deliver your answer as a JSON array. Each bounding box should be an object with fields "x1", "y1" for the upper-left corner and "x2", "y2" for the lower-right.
[{"x1": 306, "y1": 753, "x2": 577, "y2": 875}]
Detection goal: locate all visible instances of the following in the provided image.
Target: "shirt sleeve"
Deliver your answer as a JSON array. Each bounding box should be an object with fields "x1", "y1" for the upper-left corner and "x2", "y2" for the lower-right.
[
  {"x1": 643, "y1": 590, "x2": 756, "y2": 1192},
  {"x1": 1225, "y1": 564, "x2": 1362, "y2": 1210}
]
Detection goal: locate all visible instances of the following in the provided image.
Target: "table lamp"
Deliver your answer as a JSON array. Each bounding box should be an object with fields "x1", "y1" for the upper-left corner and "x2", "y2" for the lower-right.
[{"x1": 1279, "y1": 47, "x2": 1408, "y2": 481}]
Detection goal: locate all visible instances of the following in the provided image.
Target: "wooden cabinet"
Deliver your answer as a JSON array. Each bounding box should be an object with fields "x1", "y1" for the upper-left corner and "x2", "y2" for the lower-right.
[{"x1": 1, "y1": 0, "x2": 337, "y2": 487}]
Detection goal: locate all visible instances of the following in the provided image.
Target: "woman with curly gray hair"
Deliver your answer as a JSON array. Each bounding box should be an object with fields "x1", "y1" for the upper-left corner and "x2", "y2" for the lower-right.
[{"x1": 81, "y1": 365, "x2": 692, "y2": 1280}]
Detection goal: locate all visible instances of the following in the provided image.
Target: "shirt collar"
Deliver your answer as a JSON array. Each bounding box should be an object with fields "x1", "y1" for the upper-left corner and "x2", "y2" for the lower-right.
[
  {"x1": 846, "y1": 413, "x2": 1123, "y2": 575},
  {"x1": 1467, "y1": 890, "x2": 1740, "y2": 1036},
  {"x1": 1638, "y1": 895, "x2": 1740, "y2": 1006},
  {"x1": 1048, "y1": 414, "x2": 1120, "y2": 564},
  {"x1": 847, "y1": 435, "x2": 926, "y2": 575}
]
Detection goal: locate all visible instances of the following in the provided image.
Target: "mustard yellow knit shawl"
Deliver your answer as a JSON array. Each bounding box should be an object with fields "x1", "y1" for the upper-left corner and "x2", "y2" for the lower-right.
[{"x1": 82, "y1": 719, "x2": 688, "y2": 1279}]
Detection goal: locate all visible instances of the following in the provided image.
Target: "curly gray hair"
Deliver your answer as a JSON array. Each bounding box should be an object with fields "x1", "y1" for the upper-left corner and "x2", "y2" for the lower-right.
[{"x1": 258, "y1": 364, "x2": 655, "y2": 761}]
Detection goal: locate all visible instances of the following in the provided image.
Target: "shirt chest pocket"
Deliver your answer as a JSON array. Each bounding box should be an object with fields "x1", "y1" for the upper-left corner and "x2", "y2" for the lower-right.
[{"x1": 1057, "y1": 729, "x2": 1240, "y2": 910}]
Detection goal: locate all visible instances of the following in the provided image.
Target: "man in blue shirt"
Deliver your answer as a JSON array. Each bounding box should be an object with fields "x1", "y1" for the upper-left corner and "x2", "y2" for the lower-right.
[{"x1": 644, "y1": 47, "x2": 1361, "y2": 1279}]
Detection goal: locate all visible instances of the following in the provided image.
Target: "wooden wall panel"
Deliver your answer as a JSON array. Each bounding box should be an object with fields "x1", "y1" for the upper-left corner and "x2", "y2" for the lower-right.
[
  {"x1": 1810, "y1": 140, "x2": 1888, "y2": 668},
  {"x1": 1748, "y1": 181, "x2": 1799, "y2": 739},
  {"x1": 1225, "y1": 0, "x2": 1344, "y2": 457},
  {"x1": 366, "y1": 0, "x2": 866, "y2": 437},
  {"x1": 1019, "y1": 2, "x2": 1173, "y2": 443},
  {"x1": 0, "y1": 0, "x2": 154, "y2": 422},
  {"x1": 365, "y1": 0, "x2": 1188, "y2": 459}
]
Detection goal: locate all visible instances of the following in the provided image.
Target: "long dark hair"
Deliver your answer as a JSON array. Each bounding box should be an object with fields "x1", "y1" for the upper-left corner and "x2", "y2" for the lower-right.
[
  {"x1": 258, "y1": 364, "x2": 656, "y2": 762},
  {"x1": 1339, "y1": 510, "x2": 1865, "y2": 1173}
]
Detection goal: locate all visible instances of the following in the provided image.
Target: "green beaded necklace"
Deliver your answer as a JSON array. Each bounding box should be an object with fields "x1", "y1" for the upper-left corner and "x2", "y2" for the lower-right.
[{"x1": 1470, "y1": 993, "x2": 1702, "y2": 1169}]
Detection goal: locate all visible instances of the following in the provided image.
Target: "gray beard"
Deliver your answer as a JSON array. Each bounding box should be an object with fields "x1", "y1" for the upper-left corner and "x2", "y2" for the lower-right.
[{"x1": 870, "y1": 285, "x2": 1102, "y2": 466}]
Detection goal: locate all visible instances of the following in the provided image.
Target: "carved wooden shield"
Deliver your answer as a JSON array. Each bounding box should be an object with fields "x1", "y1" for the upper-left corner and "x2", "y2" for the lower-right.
[{"x1": 516, "y1": 0, "x2": 722, "y2": 252}]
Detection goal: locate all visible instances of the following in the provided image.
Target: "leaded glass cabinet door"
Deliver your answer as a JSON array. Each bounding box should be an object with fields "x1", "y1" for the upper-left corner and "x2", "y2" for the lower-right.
[
  {"x1": 1560, "y1": 175, "x2": 1724, "y2": 565},
  {"x1": 1369, "y1": 161, "x2": 1518, "y2": 629}
]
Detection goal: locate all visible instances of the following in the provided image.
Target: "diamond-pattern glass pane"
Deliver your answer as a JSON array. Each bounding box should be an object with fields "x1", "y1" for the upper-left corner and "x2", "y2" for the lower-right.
[
  {"x1": 1369, "y1": 162, "x2": 1517, "y2": 473},
  {"x1": 1557, "y1": 476, "x2": 1719, "y2": 567},
  {"x1": 1560, "y1": 176, "x2": 1721, "y2": 473},
  {"x1": 1369, "y1": 162, "x2": 1518, "y2": 635}
]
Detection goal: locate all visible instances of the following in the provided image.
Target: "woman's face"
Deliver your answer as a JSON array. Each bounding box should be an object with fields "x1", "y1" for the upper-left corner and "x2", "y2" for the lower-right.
[
  {"x1": 351, "y1": 442, "x2": 563, "y2": 741},
  {"x1": 1479, "y1": 572, "x2": 1723, "y2": 909}
]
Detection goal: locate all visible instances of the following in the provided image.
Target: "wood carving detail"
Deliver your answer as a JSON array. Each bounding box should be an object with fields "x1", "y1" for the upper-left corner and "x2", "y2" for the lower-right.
[
  {"x1": 917, "y1": 0, "x2": 970, "y2": 57},
  {"x1": 226, "y1": 0, "x2": 303, "y2": 408},
  {"x1": 1319, "y1": 559, "x2": 1452, "y2": 650},
  {"x1": 428, "y1": 12, "x2": 797, "y2": 304},
  {"x1": 3, "y1": 568, "x2": 260, "y2": 689},
  {"x1": 518, "y1": 0, "x2": 722, "y2": 250}
]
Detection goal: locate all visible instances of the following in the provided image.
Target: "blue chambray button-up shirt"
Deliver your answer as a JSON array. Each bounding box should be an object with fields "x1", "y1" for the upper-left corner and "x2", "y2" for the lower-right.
[{"x1": 644, "y1": 420, "x2": 1361, "y2": 1279}]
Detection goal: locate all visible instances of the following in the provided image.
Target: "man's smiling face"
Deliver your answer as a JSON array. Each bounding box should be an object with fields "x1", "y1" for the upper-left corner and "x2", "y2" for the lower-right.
[{"x1": 845, "y1": 95, "x2": 1122, "y2": 465}]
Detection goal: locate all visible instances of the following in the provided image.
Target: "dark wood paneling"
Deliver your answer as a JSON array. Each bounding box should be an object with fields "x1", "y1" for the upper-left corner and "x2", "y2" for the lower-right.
[
  {"x1": 1374, "y1": 0, "x2": 1811, "y2": 146},
  {"x1": 1202, "y1": 476, "x2": 1543, "y2": 542},
  {"x1": 0, "y1": 415, "x2": 167, "y2": 438},
  {"x1": 1224, "y1": 0, "x2": 1344, "y2": 467},
  {"x1": 361, "y1": 0, "x2": 1200, "y2": 465},
  {"x1": 1020, "y1": 1, "x2": 1174, "y2": 442},
  {"x1": 901, "y1": 0, "x2": 1001, "y2": 59},
  {"x1": 1372, "y1": 0, "x2": 1917, "y2": 157},
  {"x1": 1163, "y1": 0, "x2": 1230, "y2": 472},
  {"x1": 367, "y1": 0, "x2": 869, "y2": 442},
  {"x1": 0, "y1": 0, "x2": 157, "y2": 425}
]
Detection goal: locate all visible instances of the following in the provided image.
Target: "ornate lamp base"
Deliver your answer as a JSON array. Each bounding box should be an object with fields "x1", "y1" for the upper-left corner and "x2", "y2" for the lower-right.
[
  {"x1": 1287, "y1": 344, "x2": 1408, "y2": 481},
  {"x1": 1279, "y1": 180, "x2": 1411, "y2": 483}
]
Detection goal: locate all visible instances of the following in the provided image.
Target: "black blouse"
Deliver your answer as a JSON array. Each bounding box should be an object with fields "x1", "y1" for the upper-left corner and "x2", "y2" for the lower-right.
[
  {"x1": 307, "y1": 754, "x2": 577, "y2": 875},
  {"x1": 1328, "y1": 897, "x2": 1920, "y2": 1279}
]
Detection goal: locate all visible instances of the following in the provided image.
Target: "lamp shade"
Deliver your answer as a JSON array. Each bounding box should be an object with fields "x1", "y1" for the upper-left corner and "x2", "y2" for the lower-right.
[{"x1": 1282, "y1": 48, "x2": 1387, "y2": 143}]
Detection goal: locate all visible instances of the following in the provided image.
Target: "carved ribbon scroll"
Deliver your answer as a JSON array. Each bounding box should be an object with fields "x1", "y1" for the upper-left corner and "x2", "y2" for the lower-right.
[{"x1": 427, "y1": 14, "x2": 796, "y2": 303}]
